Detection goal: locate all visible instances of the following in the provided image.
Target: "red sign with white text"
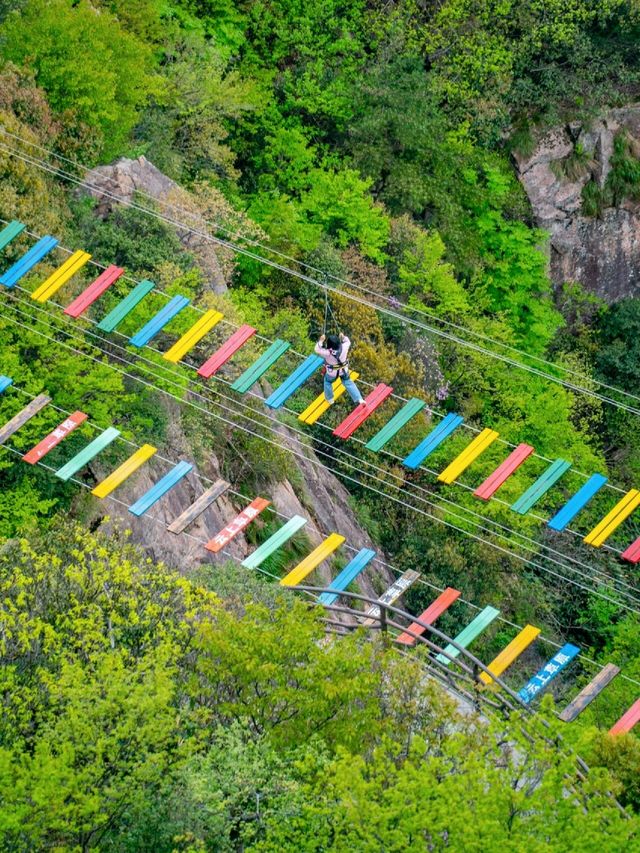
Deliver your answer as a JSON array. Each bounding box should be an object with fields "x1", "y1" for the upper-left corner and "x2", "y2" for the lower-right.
[
  {"x1": 22, "y1": 411, "x2": 87, "y2": 464},
  {"x1": 205, "y1": 497, "x2": 270, "y2": 553}
]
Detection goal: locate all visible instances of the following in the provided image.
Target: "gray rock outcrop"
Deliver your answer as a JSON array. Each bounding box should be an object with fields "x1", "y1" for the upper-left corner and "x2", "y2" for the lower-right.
[
  {"x1": 514, "y1": 107, "x2": 640, "y2": 302},
  {"x1": 81, "y1": 156, "x2": 231, "y2": 293}
]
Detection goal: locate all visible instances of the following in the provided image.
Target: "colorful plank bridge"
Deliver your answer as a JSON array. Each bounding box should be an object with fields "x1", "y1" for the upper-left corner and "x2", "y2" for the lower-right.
[
  {"x1": 4, "y1": 220, "x2": 640, "y2": 564},
  {"x1": 0, "y1": 373, "x2": 638, "y2": 735},
  {"x1": 1, "y1": 224, "x2": 639, "y2": 734}
]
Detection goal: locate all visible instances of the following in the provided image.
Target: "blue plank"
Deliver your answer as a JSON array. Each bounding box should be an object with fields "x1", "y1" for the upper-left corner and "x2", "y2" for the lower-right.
[
  {"x1": 402, "y1": 413, "x2": 463, "y2": 470},
  {"x1": 128, "y1": 460, "x2": 193, "y2": 517},
  {"x1": 318, "y1": 548, "x2": 376, "y2": 605},
  {"x1": 518, "y1": 643, "x2": 580, "y2": 704},
  {"x1": 0, "y1": 236, "x2": 58, "y2": 288},
  {"x1": 0, "y1": 376, "x2": 13, "y2": 394},
  {"x1": 265, "y1": 354, "x2": 324, "y2": 409},
  {"x1": 129, "y1": 294, "x2": 191, "y2": 347},
  {"x1": 547, "y1": 473, "x2": 608, "y2": 532},
  {"x1": 0, "y1": 220, "x2": 25, "y2": 251},
  {"x1": 511, "y1": 459, "x2": 571, "y2": 515}
]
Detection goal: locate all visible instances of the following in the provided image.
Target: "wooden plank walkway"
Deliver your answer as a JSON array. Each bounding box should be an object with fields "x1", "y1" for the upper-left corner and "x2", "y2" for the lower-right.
[
  {"x1": 333, "y1": 384, "x2": 393, "y2": 440},
  {"x1": 167, "y1": 478, "x2": 230, "y2": 534},
  {"x1": 205, "y1": 497, "x2": 270, "y2": 552},
  {"x1": 97, "y1": 280, "x2": 155, "y2": 332},
  {"x1": 559, "y1": 663, "x2": 620, "y2": 723},
  {"x1": 473, "y1": 444, "x2": 534, "y2": 500},
  {"x1": 0, "y1": 394, "x2": 51, "y2": 445},
  {"x1": 64, "y1": 265, "x2": 124, "y2": 318},
  {"x1": 23, "y1": 411, "x2": 87, "y2": 464},
  {"x1": 395, "y1": 587, "x2": 460, "y2": 646},
  {"x1": 55, "y1": 427, "x2": 121, "y2": 481}
]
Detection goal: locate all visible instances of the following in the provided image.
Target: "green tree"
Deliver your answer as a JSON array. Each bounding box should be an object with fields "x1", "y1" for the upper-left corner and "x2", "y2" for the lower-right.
[{"x1": 0, "y1": 0, "x2": 162, "y2": 159}]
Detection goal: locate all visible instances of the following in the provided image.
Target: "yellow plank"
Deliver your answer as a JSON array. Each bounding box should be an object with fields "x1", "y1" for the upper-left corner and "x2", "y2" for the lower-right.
[
  {"x1": 91, "y1": 444, "x2": 157, "y2": 498},
  {"x1": 280, "y1": 533, "x2": 346, "y2": 586},
  {"x1": 479, "y1": 625, "x2": 540, "y2": 685},
  {"x1": 437, "y1": 428, "x2": 499, "y2": 485},
  {"x1": 584, "y1": 489, "x2": 640, "y2": 547},
  {"x1": 298, "y1": 372, "x2": 360, "y2": 425},
  {"x1": 31, "y1": 250, "x2": 91, "y2": 302},
  {"x1": 163, "y1": 309, "x2": 223, "y2": 363}
]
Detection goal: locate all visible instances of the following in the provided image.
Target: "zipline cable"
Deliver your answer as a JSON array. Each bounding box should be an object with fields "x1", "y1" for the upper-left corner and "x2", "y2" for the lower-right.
[
  {"x1": 1, "y1": 217, "x2": 631, "y2": 505},
  {"x1": 3, "y1": 376, "x2": 639, "y2": 699},
  {"x1": 5, "y1": 304, "x2": 640, "y2": 621},
  {"x1": 4, "y1": 125, "x2": 640, "y2": 408},
  {"x1": 3, "y1": 139, "x2": 640, "y2": 421},
  {"x1": 9, "y1": 288, "x2": 640, "y2": 604}
]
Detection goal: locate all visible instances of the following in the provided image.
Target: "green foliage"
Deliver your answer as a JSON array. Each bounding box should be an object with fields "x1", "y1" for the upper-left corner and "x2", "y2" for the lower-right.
[
  {"x1": 0, "y1": 522, "x2": 635, "y2": 850},
  {"x1": 298, "y1": 168, "x2": 390, "y2": 262},
  {"x1": 0, "y1": 0, "x2": 162, "y2": 160}
]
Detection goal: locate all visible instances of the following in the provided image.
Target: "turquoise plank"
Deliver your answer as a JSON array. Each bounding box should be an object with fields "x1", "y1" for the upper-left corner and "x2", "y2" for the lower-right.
[
  {"x1": 55, "y1": 427, "x2": 120, "y2": 481},
  {"x1": 548, "y1": 473, "x2": 608, "y2": 531},
  {"x1": 265, "y1": 355, "x2": 324, "y2": 409},
  {"x1": 231, "y1": 339, "x2": 291, "y2": 393},
  {"x1": 318, "y1": 548, "x2": 376, "y2": 605},
  {"x1": 0, "y1": 375, "x2": 13, "y2": 394},
  {"x1": 403, "y1": 413, "x2": 463, "y2": 470},
  {"x1": 511, "y1": 459, "x2": 571, "y2": 515},
  {"x1": 0, "y1": 220, "x2": 25, "y2": 252},
  {"x1": 242, "y1": 515, "x2": 307, "y2": 569},
  {"x1": 0, "y1": 236, "x2": 58, "y2": 288},
  {"x1": 436, "y1": 605, "x2": 500, "y2": 665},
  {"x1": 97, "y1": 280, "x2": 155, "y2": 333},
  {"x1": 129, "y1": 294, "x2": 190, "y2": 347},
  {"x1": 518, "y1": 643, "x2": 580, "y2": 704},
  {"x1": 128, "y1": 460, "x2": 193, "y2": 517},
  {"x1": 365, "y1": 398, "x2": 425, "y2": 452}
]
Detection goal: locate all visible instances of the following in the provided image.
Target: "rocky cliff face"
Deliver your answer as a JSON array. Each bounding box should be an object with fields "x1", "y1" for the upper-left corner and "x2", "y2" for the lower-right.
[
  {"x1": 514, "y1": 107, "x2": 640, "y2": 302},
  {"x1": 81, "y1": 156, "x2": 263, "y2": 294},
  {"x1": 79, "y1": 157, "x2": 396, "y2": 606}
]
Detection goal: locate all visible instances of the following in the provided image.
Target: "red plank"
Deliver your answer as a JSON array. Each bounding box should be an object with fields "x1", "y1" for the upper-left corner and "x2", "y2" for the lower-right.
[
  {"x1": 64, "y1": 265, "x2": 124, "y2": 318},
  {"x1": 473, "y1": 443, "x2": 534, "y2": 500},
  {"x1": 609, "y1": 698, "x2": 640, "y2": 735},
  {"x1": 395, "y1": 587, "x2": 461, "y2": 646},
  {"x1": 621, "y1": 535, "x2": 640, "y2": 564},
  {"x1": 333, "y1": 384, "x2": 394, "y2": 440},
  {"x1": 197, "y1": 325, "x2": 256, "y2": 379},
  {"x1": 205, "y1": 497, "x2": 270, "y2": 553},
  {"x1": 22, "y1": 410, "x2": 87, "y2": 464}
]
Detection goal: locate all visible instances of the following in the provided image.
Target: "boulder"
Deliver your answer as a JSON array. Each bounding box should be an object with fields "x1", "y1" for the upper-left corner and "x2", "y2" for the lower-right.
[{"x1": 513, "y1": 106, "x2": 640, "y2": 302}]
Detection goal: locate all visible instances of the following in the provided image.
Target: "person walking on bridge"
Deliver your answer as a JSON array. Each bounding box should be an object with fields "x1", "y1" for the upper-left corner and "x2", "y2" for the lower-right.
[{"x1": 315, "y1": 332, "x2": 365, "y2": 406}]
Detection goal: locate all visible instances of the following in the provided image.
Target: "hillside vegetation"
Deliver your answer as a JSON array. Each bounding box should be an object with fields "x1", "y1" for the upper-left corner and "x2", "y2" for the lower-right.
[{"x1": 1, "y1": 0, "x2": 640, "y2": 847}]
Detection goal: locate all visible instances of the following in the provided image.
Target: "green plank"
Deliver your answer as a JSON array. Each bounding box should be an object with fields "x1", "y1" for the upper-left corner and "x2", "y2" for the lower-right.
[
  {"x1": 0, "y1": 220, "x2": 25, "y2": 252},
  {"x1": 436, "y1": 605, "x2": 500, "y2": 665},
  {"x1": 511, "y1": 459, "x2": 571, "y2": 515},
  {"x1": 365, "y1": 398, "x2": 425, "y2": 452},
  {"x1": 55, "y1": 427, "x2": 120, "y2": 481},
  {"x1": 96, "y1": 280, "x2": 155, "y2": 332},
  {"x1": 242, "y1": 515, "x2": 307, "y2": 569},
  {"x1": 231, "y1": 339, "x2": 291, "y2": 393}
]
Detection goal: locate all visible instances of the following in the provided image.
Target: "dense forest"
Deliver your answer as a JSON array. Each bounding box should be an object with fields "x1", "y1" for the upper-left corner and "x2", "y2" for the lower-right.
[{"x1": 1, "y1": 0, "x2": 640, "y2": 848}]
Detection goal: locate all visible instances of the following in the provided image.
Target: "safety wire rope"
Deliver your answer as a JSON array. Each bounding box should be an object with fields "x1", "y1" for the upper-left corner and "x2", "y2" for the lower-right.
[
  {"x1": 4, "y1": 306, "x2": 640, "y2": 697},
  {"x1": 1, "y1": 156, "x2": 639, "y2": 688},
  {"x1": 0, "y1": 217, "x2": 636, "y2": 512},
  {"x1": 7, "y1": 286, "x2": 640, "y2": 608},
  {"x1": 3, "y1": 125, "x2": 640, "y2": 409},
  {"x1": 3, "y1": 430, "x2": 605, "y2": 807},
  {"x1": 0, "y1": 214, "x2": 632, "y2": 502},
  {"x1": 7, "y1": 291, "x2": 640, "y2": 615},
  {"x1": 3, "y1": 138, "x2": 640, "y2": 425},
  {"x1": 0, "y1": 436, "x2": 534, "y2": 726}
]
